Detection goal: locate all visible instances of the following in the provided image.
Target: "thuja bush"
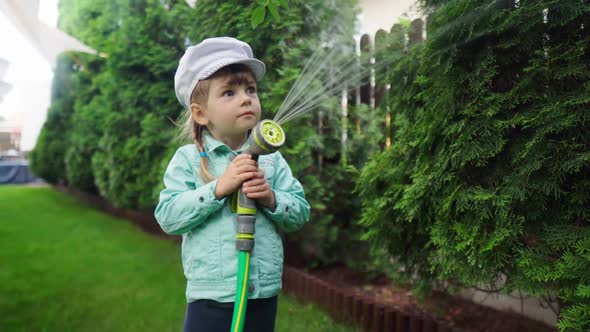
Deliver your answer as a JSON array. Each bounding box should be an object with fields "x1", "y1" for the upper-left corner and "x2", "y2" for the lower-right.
[
  {"x1": 357, "y1": 0, "x2": 590, "y2": 329},
  {"x1": 34, "y1": 0, "x2": 190, "y2": 206},
  {"x1": 58, "y1": 1, "x2": 120, "y2": 193},
  {"x1": 37, "y1": 0, "x2": 373, "y2": 268},
  {"x1": 89, "y1": 1, "x2": 189, "y2": 208},
  {"x1": 63, "y1": 56, "x2": 106, "y2": 192},
  {"x1": 29, "y1": 55, "x2": 77, "y2": 185}
]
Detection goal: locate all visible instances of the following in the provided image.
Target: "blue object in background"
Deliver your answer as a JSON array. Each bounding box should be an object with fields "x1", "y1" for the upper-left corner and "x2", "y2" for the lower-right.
[{"x1": 0, "y1": 159, "x2": 37, "y2": 184}]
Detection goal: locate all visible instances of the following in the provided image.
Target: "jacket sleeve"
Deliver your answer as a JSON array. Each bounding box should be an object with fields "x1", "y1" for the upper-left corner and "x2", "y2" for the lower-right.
[
  {"x1": 261, "y1": 151, "x2": 310, "y2": 233},
  {"x1": 154, "y1": 148, "x2": 226, "y2": 235}
]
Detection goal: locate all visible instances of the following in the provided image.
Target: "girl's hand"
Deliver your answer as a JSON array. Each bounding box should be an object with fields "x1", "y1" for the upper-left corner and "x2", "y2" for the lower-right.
[
  {"x1": 242, "y1": 170, "x2": 276, "y2": 210},
  {"x1": 215, "y1": 154, "x2": 259, "y2": 199}
]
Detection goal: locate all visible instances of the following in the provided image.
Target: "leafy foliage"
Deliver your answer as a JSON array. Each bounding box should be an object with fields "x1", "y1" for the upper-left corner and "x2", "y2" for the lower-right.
[
  {"x1": 32, "y1": 0, "x2": 369, "y2": 269},
  {"x1": 30, "y1": 54, "x2": 77, "y2": 185},
  {"x1": 44, "y1": 0, "x2": 192, "y2": 208},
  {"x1": 357, "y1": 0, "x2": 590, "y2": 329}
]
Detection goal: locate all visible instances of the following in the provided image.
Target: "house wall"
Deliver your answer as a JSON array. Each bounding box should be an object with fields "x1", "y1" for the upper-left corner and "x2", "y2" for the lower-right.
[{"x1": 357, "y1": 0, "x2": 418, "y2": 36}]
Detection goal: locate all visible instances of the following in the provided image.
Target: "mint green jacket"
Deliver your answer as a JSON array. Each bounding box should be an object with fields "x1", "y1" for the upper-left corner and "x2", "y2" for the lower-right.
[{"x1": 155, "y1": 134, "x2": 310, "y2": 303}]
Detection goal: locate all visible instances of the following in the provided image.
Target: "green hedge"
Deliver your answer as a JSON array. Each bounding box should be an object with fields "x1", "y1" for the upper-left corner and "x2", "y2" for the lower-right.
[
  {"x1": 30, "y1": 55, "x2": 76, "y2": 185},
  {"x1": 357, "y1": 0, "x2": 590, "y2": 330},
  {"x1": 31, "y1": 0, "x2": 368, "y2": 269}
]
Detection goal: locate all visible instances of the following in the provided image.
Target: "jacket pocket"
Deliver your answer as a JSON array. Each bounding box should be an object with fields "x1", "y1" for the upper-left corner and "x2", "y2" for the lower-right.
[
  {"x1": 256, "y1": 218, "x2": 283, "y2": 280},
  {"x1": 186, "y1": 217, "x2": 221, "y2": 281}
]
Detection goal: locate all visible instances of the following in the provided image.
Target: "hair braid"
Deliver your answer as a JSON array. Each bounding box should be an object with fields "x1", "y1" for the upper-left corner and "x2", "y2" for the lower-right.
[{"x1": 194, "y1": 122, "x2": 215, "y2": 183}]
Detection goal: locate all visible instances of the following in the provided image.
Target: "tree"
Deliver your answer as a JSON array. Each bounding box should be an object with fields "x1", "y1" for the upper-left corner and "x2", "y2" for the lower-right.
[
  {"x1": 29, "y1": 55, "x2": 77, "y2": 185},
  {"x1": 357, "y1": 0, "x2": 590, "y2": 329}
]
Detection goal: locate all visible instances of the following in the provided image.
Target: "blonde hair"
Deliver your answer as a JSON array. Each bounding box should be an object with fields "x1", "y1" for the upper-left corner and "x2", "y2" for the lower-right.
[{"x1": 178, "y1": 64, "x2": 256, "y2": 183}]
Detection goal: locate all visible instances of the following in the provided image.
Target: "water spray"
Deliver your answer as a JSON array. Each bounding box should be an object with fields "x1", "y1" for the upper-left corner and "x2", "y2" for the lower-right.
[
  {"x1": 229, "y1": 41, "x2": 376, "y2": 332},
  {"x1": 230, "y1": 21, "x2": 397, "y2": 331},
  {"x1": 230, "y1": 119, "x2": 285, "y2": 332}
]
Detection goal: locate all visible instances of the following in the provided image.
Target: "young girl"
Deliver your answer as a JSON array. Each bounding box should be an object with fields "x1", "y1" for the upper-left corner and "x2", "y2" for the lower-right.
[{"x1": 155, "y1": 37, "x2": 310, "y2": 332}]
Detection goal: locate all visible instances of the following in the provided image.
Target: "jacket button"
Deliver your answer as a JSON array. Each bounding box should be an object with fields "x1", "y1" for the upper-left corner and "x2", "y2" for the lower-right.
[
  {"x1": 285, "y1": 206, "x2": 289, "y2": 212},
  {"x1": 248, "y1": 283, "x2": 255, "y2": 293},
  {"x1": 199, "y1": 196, "x2": 204, "y2": 203}
]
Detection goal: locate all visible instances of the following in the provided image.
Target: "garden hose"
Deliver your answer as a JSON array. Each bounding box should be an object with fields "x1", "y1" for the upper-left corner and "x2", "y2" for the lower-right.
[{"x1": 230, "y1": 120, "x2": 285, "y2": 332}]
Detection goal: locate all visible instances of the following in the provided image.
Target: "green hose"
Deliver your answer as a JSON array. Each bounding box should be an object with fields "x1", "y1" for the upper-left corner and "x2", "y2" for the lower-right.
[
  {"x1": 230, "y1": 251, "x2": 250, "y2": 332},
  {"x1": 230, "y1": 185, "x2": 256, "y2": 332}
]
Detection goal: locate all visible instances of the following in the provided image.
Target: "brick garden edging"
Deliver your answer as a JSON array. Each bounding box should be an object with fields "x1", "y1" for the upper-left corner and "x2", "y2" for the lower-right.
[
  {"x1": 54, "y1": 185, "x2": 462, "y2": 332},
  {"x1": 282, "y1": 266, "x2": 463, "y2": 332}
]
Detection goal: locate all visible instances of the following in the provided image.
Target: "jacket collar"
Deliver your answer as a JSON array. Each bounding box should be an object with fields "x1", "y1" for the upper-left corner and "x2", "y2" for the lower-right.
[{"x1": 204, "y1": 131, "x2": 249, "y2": 154}]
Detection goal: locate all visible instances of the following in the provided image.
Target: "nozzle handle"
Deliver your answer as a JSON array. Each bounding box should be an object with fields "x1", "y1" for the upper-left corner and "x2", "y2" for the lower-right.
[{"x1": 235, "y1": 153, "x2": 258, "y2": 252}]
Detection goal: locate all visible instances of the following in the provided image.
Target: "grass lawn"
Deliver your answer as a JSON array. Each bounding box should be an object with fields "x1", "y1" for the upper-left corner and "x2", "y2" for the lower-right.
[{"x1": 0, "y1": 186, "x2": 355, "y2": 332}]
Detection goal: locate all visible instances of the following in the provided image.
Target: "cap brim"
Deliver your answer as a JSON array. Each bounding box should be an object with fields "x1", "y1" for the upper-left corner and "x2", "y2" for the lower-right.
[
  {"x1": 231, "y1": 58, "x2": 266, "y2": 82},
  {"x1": 184, "y1": 58, "x2": 267, "y2": 108},
  {"x1": 201, "y1": 58, "x2": 266, "y2": 82}
]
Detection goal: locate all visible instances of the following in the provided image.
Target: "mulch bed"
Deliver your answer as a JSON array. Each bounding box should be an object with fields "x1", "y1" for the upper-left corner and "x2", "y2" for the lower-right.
[{"x1": 307, "y1": 264, "x2": 557, "y2": 332}]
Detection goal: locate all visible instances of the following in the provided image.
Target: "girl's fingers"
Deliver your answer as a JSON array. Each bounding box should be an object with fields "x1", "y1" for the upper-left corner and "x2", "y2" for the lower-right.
[
  {"x1": 239, "y1": 171, "x2": 259, "y2": 182},
  {"x1": 244, "y1": 170, "x2": 264, "y2": 179},
  {"x1": 234, "y1": 159, "x2": 258, "y2": 168},
  {"x1": 244, "y1": 171, "x2": 267, "y2": 186},
  {"x1": 244, "y1": 183, "x2": 268, "y2": 193},
  {"x1": 234, "y1": 154, "x2": 252, "y2": 161},
  {"x1": 244, "y1": 181, "x2": 270, "y2": 198},
  {"x1": 244, "y1": 178, "x2": 264, "y2": 187},
  {"x1": 232, "y1": 155, "x2": 256, "y2": 165},
  {"x1": 246, "y1": 189, "x2": 271, "y2": 198},
  {"x1": 243, "y1": 178, "x2": 265, "y2": 187},
  {"x1": 234, "y1": 154, "x2": 256, "y2": 162},
  {"x1": 237, "y1": 165, "x2": 258, "y2": 173}
]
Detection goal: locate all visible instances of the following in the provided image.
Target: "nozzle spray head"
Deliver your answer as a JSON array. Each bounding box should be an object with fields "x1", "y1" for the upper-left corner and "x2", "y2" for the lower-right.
[{"x1": 246, "y1": 119, "x2": 285, "y2": 156}]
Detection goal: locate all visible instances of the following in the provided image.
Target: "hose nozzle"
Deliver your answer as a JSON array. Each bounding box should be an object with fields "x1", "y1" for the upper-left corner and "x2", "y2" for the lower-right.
[{"x1": 246, "y1": 119, "x2": 285, "y2": 155}]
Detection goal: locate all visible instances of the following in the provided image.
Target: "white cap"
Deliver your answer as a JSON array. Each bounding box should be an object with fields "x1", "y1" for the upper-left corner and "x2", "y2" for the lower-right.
[{"x1": 174, "y1": 37, "x2": 266, "y2": 108}]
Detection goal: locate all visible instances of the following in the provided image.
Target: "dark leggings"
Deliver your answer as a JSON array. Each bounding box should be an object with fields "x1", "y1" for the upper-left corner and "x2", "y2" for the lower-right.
[{"x1": 183, "y1": 296, "x2": 278, "y2": 332}]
